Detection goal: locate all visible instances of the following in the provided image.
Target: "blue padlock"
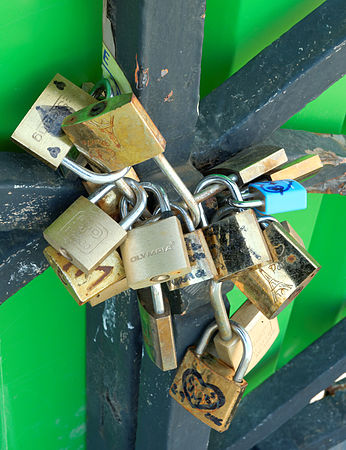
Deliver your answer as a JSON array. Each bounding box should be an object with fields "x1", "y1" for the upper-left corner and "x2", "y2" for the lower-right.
[{"x1": 229, "y1": 179, "x2": 307, "y2": 214}]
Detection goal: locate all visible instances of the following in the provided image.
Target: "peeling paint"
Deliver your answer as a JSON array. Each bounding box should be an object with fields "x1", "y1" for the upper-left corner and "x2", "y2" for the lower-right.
[
  {"x1": 164, "y1": 90, "x2": 174, "y2": 102},
  {"x1": 135, "y1": 54, "x2": 149, "y2": 90}
]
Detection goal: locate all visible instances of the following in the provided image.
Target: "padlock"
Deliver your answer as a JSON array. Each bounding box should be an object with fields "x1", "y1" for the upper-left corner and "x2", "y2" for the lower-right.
[
  {"x1": 267, "y1": 154, "x2": 323, "y2": 182},
  {"x1": 169, "y1": 319, "x2": 252, "y2": 432},
  {"x1": 205, "y1": 145, "x2": 288, "y2": 184},
  {"x1": 229, "y1": 179, "x2": 307, "y2": 215},
  {"x1": 137, "y1": 283, "x2": 177, "y2": 371},
  {"x1": 232, "y1": 220, "x2": 321, "y2": 319},
  {"x1": 44, "y1": 178, "x2": 147, "y2": 273},
  {"x1": 280, "y1": 220, "x2": 305, "y2": 248},
  {"x1": 11, "y1": 73, "x2": 131, "y2": 185},
  {"x1": 212, "y1": 300, "x2": 279, "y2": 375},
  {"x1": 165, "y1": 203, "x2": 218, "y2": 290},
  {"x1": 194, "y1": 175, "x2": 272, "y2": 280},
  {"x1": 44, "y1": 246, "x2": 127, "y2": 306},
  {"x1": 120, "y1": 183, "x2": 191, "y2": 290},
  {"x1": 61, "y1": 93, "x2": 165, "y2": 172}
]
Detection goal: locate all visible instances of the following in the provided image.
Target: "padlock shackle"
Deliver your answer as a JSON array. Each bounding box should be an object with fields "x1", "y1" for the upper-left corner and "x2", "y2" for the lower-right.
[
  {"x1": 88, "y1": 183, "x2": 118, "y2": 204},
  {"x1": 119, "y1": 178, "x2": 147, "y2": 230},
  {"x1": 195, "y1": 322, "x2": 219, "y2": 356},
  {"x1": 90, "y1": 78, "x2": 114, "y2": 100},
  {"x1": 209, "y1": 280, "x2": 233, "y2": 341},
  {"x1": 140, "y1": 182, "x2": 171, "y2": 213},
  {"x1": 230, "y1": 320, "x2": 253, "y2": 383},
  {"x1": 170, "y1": 202, "x2": 195, "y2": 232},
  {"x1": 211, "y1": 204, "x2": 238, "y2": 223},
  {"x1": 61, "y1": 157, "x2": 130, "y2": 184},
  {"x1": 230, "y1": 199, "x2": 263, "y2": 209},
  {"x1": 154, "y1": 154, "x2": 200, "y2": 227},
  {"x1": 257, "y1": 215, "x2": 279, "y2": 229},
  {"x1": 194, "y1": 174, "x2": 243, "y2": 227},
  {"x1": 150, "y1": 283, "x2": 165, "y2": 315}
]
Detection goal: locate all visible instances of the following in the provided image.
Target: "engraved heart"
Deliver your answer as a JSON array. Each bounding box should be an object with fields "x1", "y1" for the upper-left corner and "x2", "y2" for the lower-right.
[{"x1": 182, "y1": 368, "x2": 225, "y2": 411}]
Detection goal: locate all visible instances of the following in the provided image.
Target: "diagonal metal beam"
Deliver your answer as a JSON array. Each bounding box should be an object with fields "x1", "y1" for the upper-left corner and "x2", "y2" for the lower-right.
[{"x1": 190, "y1": 0, "x2": 346, "y2": 172}]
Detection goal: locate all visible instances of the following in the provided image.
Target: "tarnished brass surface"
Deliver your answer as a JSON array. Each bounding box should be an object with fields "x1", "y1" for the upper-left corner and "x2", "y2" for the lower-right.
[
  {"x1": 120, "y1": 216, "x2": 191, "y2": 289},
  {"x1": 44, "y1": 246, "x2": 127, "y2": 305},
  {"x1": 167, "y1": 229, "x2": 217, "y2": 290},
  {"x1": 11, "y1": 74, "x2": 96, "y2": 169},
  {"x1": 203, "y1": 209, "x2": 272, "y2": 281},
  {"x1": 62, "y1": 93, "x2": 165, "y2": 171},
  {"x1": 211, "y1": 301, "x2": 279, "y2": 374},
  {"x1": 44, "y1": 196, "x2": 127, "y2": 273},
  {"x1": 138, "y1": 290, "x2": 177, "y2": 371},
  {"x1": 169, "y1": 348, "x2": 247, "y2": 432},
  {"x1": 268, "y1": 154, "x2": 323, "y2": 181},
  {"x1": 208, "y1": 146, "x2": 287, "y2": 184},
  {"x1": 232, "y1": 222, "x2": 321, "y2": 319}
]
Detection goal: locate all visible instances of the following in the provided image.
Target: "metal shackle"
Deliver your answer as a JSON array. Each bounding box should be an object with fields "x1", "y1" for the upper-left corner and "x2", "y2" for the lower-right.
[
  {"x1": 257, "y1": 215, "x2": 279, "y2": 229},
  {"x1": 90, "y1": 78, "x2": 114, "y2": 100},
  {"x1": 117, "y1": 178, "x2": 147, "y2": 231},
  {"x1": 140, "y1": 182, "x2": 171, "y2": 214},
  {"x1": 209, "y1": 280, "x2": 233, "y2": 341},
  {"x1": 194, "y1": 174, "x2": 244, "y2": 227},
  {"x1": 195, "y1": 320, "x2": 253, "y2": 383},
  {"x1": 154, "y1": 201, "x2": 195, "y2": 233}
]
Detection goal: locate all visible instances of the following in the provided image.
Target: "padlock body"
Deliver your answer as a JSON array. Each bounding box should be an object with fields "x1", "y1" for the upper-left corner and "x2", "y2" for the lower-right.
[
  {"x1": 280, "y1": 221, "x2": 305, "y2": 248},
  {"x1": 212, "y1": 301, "x2": 279, "y2": 374},
  {"x1": 169, "y1": 348, "x2": 247, "y2": 432},
  {"x1": 138, "y1": 289, "x2": 177, "y2": 371},
  {"x1": 167, "y1": 229, "x2": 217, "y2": 290},
  {"x1": 120, "y1": 216, "x2": 190, "y2": 289},
  {"x1": 44, "y1": 246, "x2": 127, "y2": 305},
  {"x1": 249, "y1": 179, "x2": 307, "y2": 214},
  {"x1": 44, "y1": 196, "x2": 127, "y2": 273},
  {"x1": 203, "y1": 209, "x2": 272, "y2": 281},
  {"x1": 207, "y1": 145, "x2": 287, "y2": 184},
  {"x1": 11, "y1": 74, "x2": 96, "y2": 169},
  {"x1": 62, "y1": 93, "x2": 165, "y2": 171},
  {"x1": 232, "y1": 222, "x2": 321, "y2": 319},
  {"x1": 268, "y1": 155, "x2": 322, "y2": 182}
]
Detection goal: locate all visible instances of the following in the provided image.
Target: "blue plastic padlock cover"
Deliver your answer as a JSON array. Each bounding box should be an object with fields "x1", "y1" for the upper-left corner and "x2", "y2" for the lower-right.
[{"x1": 249, "y1": 179, "x2": 307, "y2": 214}]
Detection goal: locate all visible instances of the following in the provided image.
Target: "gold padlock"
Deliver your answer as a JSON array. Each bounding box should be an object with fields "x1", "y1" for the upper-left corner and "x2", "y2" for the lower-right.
[
  {"x1": 44, "y1": 246, "x2": 128, "y2": 306},
  {"x1": 11, "y1": 74, "x2": 96, "y2": 169},
  {"x1": 267, "y1": 154, "x2": 323, "y2": 182},
  {"x1": 232, "y1": 220, "x2": 321, "y2": 319},
  {"x1": 120, "y1": 183, "x2": 191, "y2": 290},
  {"x1": 61, "y1": 93, "x2": 165, "y2": 172},
  {"x1": 206, "y1": 145, "x2": 288, "y2": 184},
  {"x1": 138, "y1": 283, "x2": 177, "y2": 371},
  {"x1": 169, "y1": 320, "x2": 252, "y2": 432},
  {"x1": 44, "y1": 178, "x2": 147, "y2": 273},
  {"x1": 212, "y1": 300, "x2": 279, "y2": 374}
]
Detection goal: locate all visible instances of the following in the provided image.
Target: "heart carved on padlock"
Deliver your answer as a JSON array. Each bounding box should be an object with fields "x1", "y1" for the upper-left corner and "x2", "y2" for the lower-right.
[{"x1": 180, "y1": 368, "x2": 226, "y2": 410}]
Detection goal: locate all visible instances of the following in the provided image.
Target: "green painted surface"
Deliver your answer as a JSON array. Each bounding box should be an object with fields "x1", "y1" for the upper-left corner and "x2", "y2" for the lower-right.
[{"x1": 0, "y1": 0, "x2": 345, "y2": 447}]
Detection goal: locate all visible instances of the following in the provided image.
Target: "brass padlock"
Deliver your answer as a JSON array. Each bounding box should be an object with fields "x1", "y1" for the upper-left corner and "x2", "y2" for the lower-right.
[
  {"x1": 61, "y1": 93, "x2": 165, "y2": 172},
  {"x1": 169, "y1": 320, "x2": 252, "y2": 432},
  {"x1": 120, "y1": 183, "x2": 191, "y2": 290},
  {"x1": 195, "y1": 175, "x2": 272, "y2": 280},
  {"x1": 166, "y1": 203, "x2": 217, "y2": 290},
  {"x1": 267, "y1": 154, "x2": 323, "y2": 182},
  {"x1": 44, "y1": 178, "x2": 147, "y2": 273},
  {"x1": 232, "y1": 220, "x2": 321, "y2": 319},
  {"x1": 138, "y1": 283, "x2": 177, "y2": 371},
  {"x1": 44, "y1": 246, "x2": 127, "y2": 306},
  {"x1": 206, "y1": 145, "x2": 288, "y2": 185},
  {"x1": 212, "y1": 300, "x2": 279, "y2": 375}
]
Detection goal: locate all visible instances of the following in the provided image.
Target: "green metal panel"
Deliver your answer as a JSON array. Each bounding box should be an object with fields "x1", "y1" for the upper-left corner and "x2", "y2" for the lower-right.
[{"x1": 0, "y1": 0, "x2": 345, "y2": 448}]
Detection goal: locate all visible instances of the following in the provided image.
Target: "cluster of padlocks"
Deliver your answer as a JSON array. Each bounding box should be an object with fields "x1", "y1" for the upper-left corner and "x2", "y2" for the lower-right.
[{"x1": 12, "y1": 73, "x2": 322, "y2": 432}]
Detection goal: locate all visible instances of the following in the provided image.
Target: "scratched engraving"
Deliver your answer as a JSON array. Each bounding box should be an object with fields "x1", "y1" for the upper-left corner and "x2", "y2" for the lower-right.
[{"x1": 259, "y1": 266, "x2": 293, "y2": 303}]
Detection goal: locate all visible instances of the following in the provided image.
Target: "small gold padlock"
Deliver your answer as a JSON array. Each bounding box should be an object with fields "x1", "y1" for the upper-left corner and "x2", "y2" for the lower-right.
[
  {"x1": 138, "y1": 284, "x2": 177, "y2": 371},
  {"x1": 11, "y1": 74, "x2": 96, "y2": 169},
  {"x1": 169, "y1": 320, "x2": 252, "y2": 432},
  {"x1": 212, "y1": 300, "x2": 279, "y2": 374},
  {"x1": 61, "y1": 93, "x2": 165, "y2": 172},
  {"x1": 44, "y1": 246, "x2": 127, "y2": 306},
  {"x1": 232, "y1": 221, "x2": 321, "y2": 319}
]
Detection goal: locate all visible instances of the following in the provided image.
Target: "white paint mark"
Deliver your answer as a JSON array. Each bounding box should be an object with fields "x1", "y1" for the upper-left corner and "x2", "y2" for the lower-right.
[
  {"x1": 93, "y1": 326, "x2": 100, "y2": 343},
  {"x1": 102, "y1": 301, "x2": 116, "y2": 342},
  {"x1": 127, "y1": 322, "x2": 134, "y2": 330}
]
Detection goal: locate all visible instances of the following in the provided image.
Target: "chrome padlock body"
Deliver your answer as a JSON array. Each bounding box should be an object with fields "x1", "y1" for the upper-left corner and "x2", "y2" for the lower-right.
[
  {"x1": 232, "y1": 222, "x2": 321, "y2": 319},
  {"x1": 169, "y1": 321, "x2": 252, "y2": 432},
  {"x1": 138, "y1": 285, "x2": 177, "y2": 371},
  {"x1": 11, "y1": 74, "x2": 96, "y2": 169},
  {"x1": 212, "y1": 301, "x2": 279, "y2": 375},
  {"x1": 248, "y1": 179, "x2": 307, "y2": 214},
  {"x1": 120, "y1": 215, "x2": 191, "y2": 289},
  {"x1": 203, "y1": 209, "x2": 272, "y2": 280},
  {"x1": 44, "y1": 246, "x2": 127, "y2": 306},
  {"x1": 44, "y1": 178, "x2": 147, "y2": 273},
  {"x1": 62, "y1": 93, "x2": 165, "y2": 172}
]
